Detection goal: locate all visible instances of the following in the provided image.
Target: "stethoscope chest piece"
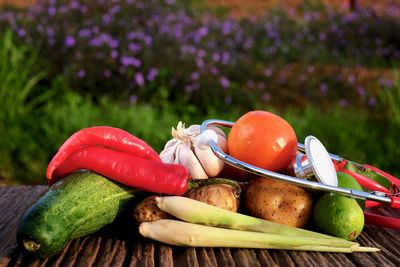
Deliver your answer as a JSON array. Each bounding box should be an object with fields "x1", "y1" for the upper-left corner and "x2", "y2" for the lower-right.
[{"x1": 293, "y1": 136, "x2": 338, "y2": 187}]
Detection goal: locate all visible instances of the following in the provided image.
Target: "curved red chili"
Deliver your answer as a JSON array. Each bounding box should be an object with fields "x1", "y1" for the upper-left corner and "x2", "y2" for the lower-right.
[
  {"x1": 52, "y1": 146, "x2": 190, "y2": 195},
  {"x1": 47, "y1": 126, "x2": 161, "y2": 182}
]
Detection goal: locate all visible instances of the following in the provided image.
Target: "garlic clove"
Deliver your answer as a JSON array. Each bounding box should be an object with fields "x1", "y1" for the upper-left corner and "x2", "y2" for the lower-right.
[
  {"x1": 179, "y1": 143, "x2": 208, "y2": 179},
  {"x1": 193, "y1": 129, "x2": 227, "y2": 177},
  {"x1": 159, "y1": 139, "x2": 179, "y2": 163}
]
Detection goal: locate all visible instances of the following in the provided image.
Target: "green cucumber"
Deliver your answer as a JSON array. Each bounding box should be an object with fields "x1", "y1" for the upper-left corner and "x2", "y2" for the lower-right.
[{"x1": 17, "y1": 171, "x2": 141, "y2": 258}]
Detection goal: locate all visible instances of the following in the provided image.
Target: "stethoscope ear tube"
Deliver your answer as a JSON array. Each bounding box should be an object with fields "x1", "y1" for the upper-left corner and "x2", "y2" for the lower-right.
[{"x1": 365, "y1": 212, "x2": 400, "y2": 229}]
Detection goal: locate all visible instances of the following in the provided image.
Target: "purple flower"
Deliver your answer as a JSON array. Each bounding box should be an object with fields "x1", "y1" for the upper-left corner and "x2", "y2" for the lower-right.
[
  {"x1": 47, "y1": 7, "x2": 56, "y2": 16},
  {"x1": 111, "y1": 50, "x2": 119, "y2": 59},
  {"x1": 263, "y1": 68, "x2": 273, "y2": 77},
  {"x1": 144, "y1": 35, "x2": 153, "y2": 46},
  {"x1": 221, "y1": 51, "x2": 230, "y2": 65},
  {"x1": 224, "y1": 96, "x2": 232, "y2": 104},
  {"x1": 78, "y1": 28, "x2": 91, "y2": 38},
  {"x1": 121, "y1": 56, "x2": 141, "y2": 68},
  {"x1": 129, "y1": 95, "x2": 138, "y2": 104},
  {"x1": 339, "y1": 99, "x2": 349, "y2": 107},
  {"x1": 17, "y1": 28, "x2": 26, "y2": 37},
  {"x1": 210, "y1": 66, "x2": 219, "y2": 75},
  {"x1": 165, "y1": 0, "x2": 176, "y2": 5},
  {"x1": 220, "y1": 76, "x2": 230, "y2": 88},
  {"x1": 191, "y1": 72, "x2": 200, "y2": 80},
  {"x1": 212, "y1": 52, "x2": 220, "y2": 62},
  {"x1": 103, "y1": 70, "x2": 112, "y2": 78},
  {"x1": 306, "y1": 65, "x2": 315, "y2": 73},
  {"x1": 64, "y1": 36, "x2": 76, "y2": 48},
  {"x1": 319, "y1": 83, "x2": 328, "y2": 94},
  {"x1": 134, "y1": 72, "x2": 145, "y2": 86},
  {"x1": 196, "y1": 59, "x2": 205, "y2": 69},
  {"x1": 108, "y1": 38, "x2": 119, "y2": 49},
  {"x1": 197, "y1": 26, "x2": 209, "y2": 36},
  {"x1": 246, "y1": 80, "x2": 255, "y2": 88},
  {"x1": 128, "y1": 42, "x2": 141, "y2": 53},
  {"x1": 77, "y1": 69, "x2": 86, "y2": 78},
  {"x1": 147, "y1": 68, "x2": 159, "y2": 81},
  {"x1": 347, "y1": 73, "x2": 356, "y2": 84},
  {"x1": 368, "y1": 97, "x2": 377, "y2": 107},
  {"x1": 357, "y1": 86, "x2": 366, "y2": 96}
]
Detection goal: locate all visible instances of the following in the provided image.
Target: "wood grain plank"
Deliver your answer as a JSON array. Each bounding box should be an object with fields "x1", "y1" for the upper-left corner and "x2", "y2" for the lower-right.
[
  {"x1": 173, "y1": 247, "x2": 199, "y2": 267},
  {"x1": 0, "y1": 186, "x2": 47, "y2": 263},
  {"x1": 196, "y1": 248, "x2": 218, "y2": 267},
  {"x1": 269, "y1": 250, "x2": 295, "y2": 266},
  {"x1": 231, "y1": 248, "x2": 261, "y2": 267},
  {"x1": 288, "y1": 251, "x2": 356, "y2": 267},
  {"x1": 214, "y1": 248, "x2": 236, "y2": 266},
  {"x1": 157, "y1": 245, "x2": 173, "y2": 267},
  {"x1": 128, "y1": 240, "x2": 155, "y2": 267},
  {"x1": 71, "y1": 236, "x2": 102, "y2": 267},
  {"x1": 255, "y1": 249, "x2": 279, "y2": 267},
  {"x1": 92, "y1": 238, "x2": 124, "y2": 267}
]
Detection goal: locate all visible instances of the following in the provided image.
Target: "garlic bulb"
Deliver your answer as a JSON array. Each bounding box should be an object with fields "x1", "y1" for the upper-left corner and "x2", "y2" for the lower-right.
[{"x1": 159, "y1": 121, "x2": 227, "y2": 179}]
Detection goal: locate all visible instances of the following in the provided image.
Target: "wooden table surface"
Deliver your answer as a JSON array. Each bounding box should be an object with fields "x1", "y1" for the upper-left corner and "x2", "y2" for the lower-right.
[{"x1": 1, "y1": 185, "x2": 400, "y2": 267}]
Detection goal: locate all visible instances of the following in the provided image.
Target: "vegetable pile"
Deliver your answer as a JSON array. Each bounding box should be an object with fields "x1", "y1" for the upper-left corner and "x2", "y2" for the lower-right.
[{"x1": 17, "y1": 110, "x2": 381, "y2": 258}]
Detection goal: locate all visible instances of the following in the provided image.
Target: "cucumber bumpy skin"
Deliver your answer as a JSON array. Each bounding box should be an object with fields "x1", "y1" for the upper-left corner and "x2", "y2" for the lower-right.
[{"x1": 17, "y1": 171, "x2": 140, "y2": 258}]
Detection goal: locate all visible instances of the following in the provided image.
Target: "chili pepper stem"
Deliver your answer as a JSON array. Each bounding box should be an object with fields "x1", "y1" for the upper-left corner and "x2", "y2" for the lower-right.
[{"x1": 187, "y1": 178, "x2": 242, "y2": 198}]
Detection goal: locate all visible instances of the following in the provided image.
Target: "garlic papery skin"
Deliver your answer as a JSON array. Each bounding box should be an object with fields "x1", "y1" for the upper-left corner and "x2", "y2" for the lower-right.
[
  {"x1": 194, "y1": 129, "x2": 227, "y2": 177},
  {"x1": 159, "y1": 121, "x2": 227, "y2": 179}
]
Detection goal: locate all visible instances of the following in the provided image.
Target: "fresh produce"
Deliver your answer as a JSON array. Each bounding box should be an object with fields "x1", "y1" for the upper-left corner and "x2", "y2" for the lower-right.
[
  {"x1": 337, "y1": 171, "x2": 365, "y2": 209},
  {"x1": 227, "y1": 110, "x2": 297, "y2": 173},
  {"x1": 184, "y1": 184, "x2": 240, "y2": 212},
  {"x1": 156, "y1": 196, "x2": 355, "y2": 242},
  {"x1": 160, "y1": 121, "x2": 227, "y2": 179},
  {"x1": 243, "y1": 177, "x2": 313, "y2": 228},
  {"x1": 134, "y1": 196, "x2": 172, "y2": 224},
  {"x1": 51, "y1": 146, "x2": 189, "y2": 195},
  {"x1": 139, "y1": 219, "x2": 378, "y2": 252},
  {"x1": 140, "y1": 196, "x2": 379, "y2": 252},
  {"x1": 17, "y1": 171, "x2": 141, "y2": 258},
  {"x1": 51, "y1": 145, "x2": 239, "y2": 195},
  {"x1": 313, "y1": 193, "x2": 365, "y2": 241},
  {"x1": 46, "y1": 126, "x2": 161, "y2": 184}
]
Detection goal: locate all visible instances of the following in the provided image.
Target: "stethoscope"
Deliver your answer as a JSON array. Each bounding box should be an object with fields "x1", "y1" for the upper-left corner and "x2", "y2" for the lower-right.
[{"x1": 200, "y1": 119, "x2": 400, "y2": 229}]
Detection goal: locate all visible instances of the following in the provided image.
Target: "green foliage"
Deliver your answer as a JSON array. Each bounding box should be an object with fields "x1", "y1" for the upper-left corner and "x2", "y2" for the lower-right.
[{"x1": 378, "y1": 77, "x2": 400, "y2": 127}]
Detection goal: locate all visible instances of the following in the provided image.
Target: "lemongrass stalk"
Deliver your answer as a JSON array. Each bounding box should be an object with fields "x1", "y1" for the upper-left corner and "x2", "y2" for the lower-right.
[
  {"x1": 139, "y1": 220, "x2": 379, "y2": 253},
  {"x1": 156, "y1": 196, "x2": 356, "y2": 247}
]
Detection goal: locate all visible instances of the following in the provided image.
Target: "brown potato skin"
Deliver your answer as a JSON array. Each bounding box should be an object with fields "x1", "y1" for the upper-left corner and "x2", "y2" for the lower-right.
[
  {"x1": 133, "y1": 196, "x2": 172, "y2": 224},
  {"x1": 244, "y1": 177, "x2": 313, "y2": 228},
  {"x1": 184, "y1": 184, "x2": 240, "y2": 212}
]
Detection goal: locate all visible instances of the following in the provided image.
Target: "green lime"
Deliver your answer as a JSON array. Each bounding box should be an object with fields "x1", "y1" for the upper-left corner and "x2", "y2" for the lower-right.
[
  {"x1": 313, "y1": 193, "x2": 364, "y2": 241},
  {"x1": 337, "y1": 172, "x2": 365, "y2": 210}
]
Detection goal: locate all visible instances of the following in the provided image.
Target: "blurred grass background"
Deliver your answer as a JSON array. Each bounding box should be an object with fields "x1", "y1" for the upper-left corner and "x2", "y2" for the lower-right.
[{"x1": 0, "y1": 0, "x2": 399, "y2": 185}]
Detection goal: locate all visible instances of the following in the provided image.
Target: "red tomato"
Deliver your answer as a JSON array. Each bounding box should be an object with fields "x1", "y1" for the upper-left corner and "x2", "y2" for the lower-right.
[{"x1": 227, "y1": 110, "x2": 298, "y2": 172}]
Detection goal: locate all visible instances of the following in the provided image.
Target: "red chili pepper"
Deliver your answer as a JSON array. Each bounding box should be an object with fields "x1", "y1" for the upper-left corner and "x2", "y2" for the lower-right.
[
  {"x1": 47, "y1": 126, "x2": 160, "y2": 183},
  {"x1": 52, "y1": 146, "x2": 190, "y2": 195}
]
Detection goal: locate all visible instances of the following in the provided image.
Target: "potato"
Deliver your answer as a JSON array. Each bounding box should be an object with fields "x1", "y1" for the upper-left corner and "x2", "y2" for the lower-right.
[
  {"x1": 133, "y1": 196, "x2": 172, "y2": 224},
  {"x1": 244, "y1": 177, "x2": 313, "y2": 228},
  {"x1": 184, "y1": 184, "x2": 240, "y2": 212}
]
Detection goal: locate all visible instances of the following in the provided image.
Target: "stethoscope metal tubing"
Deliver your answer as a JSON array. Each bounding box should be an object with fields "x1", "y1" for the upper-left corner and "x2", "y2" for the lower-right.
[{"x1": 201, "y1": 119, "x2": 392, "y2": 205}]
